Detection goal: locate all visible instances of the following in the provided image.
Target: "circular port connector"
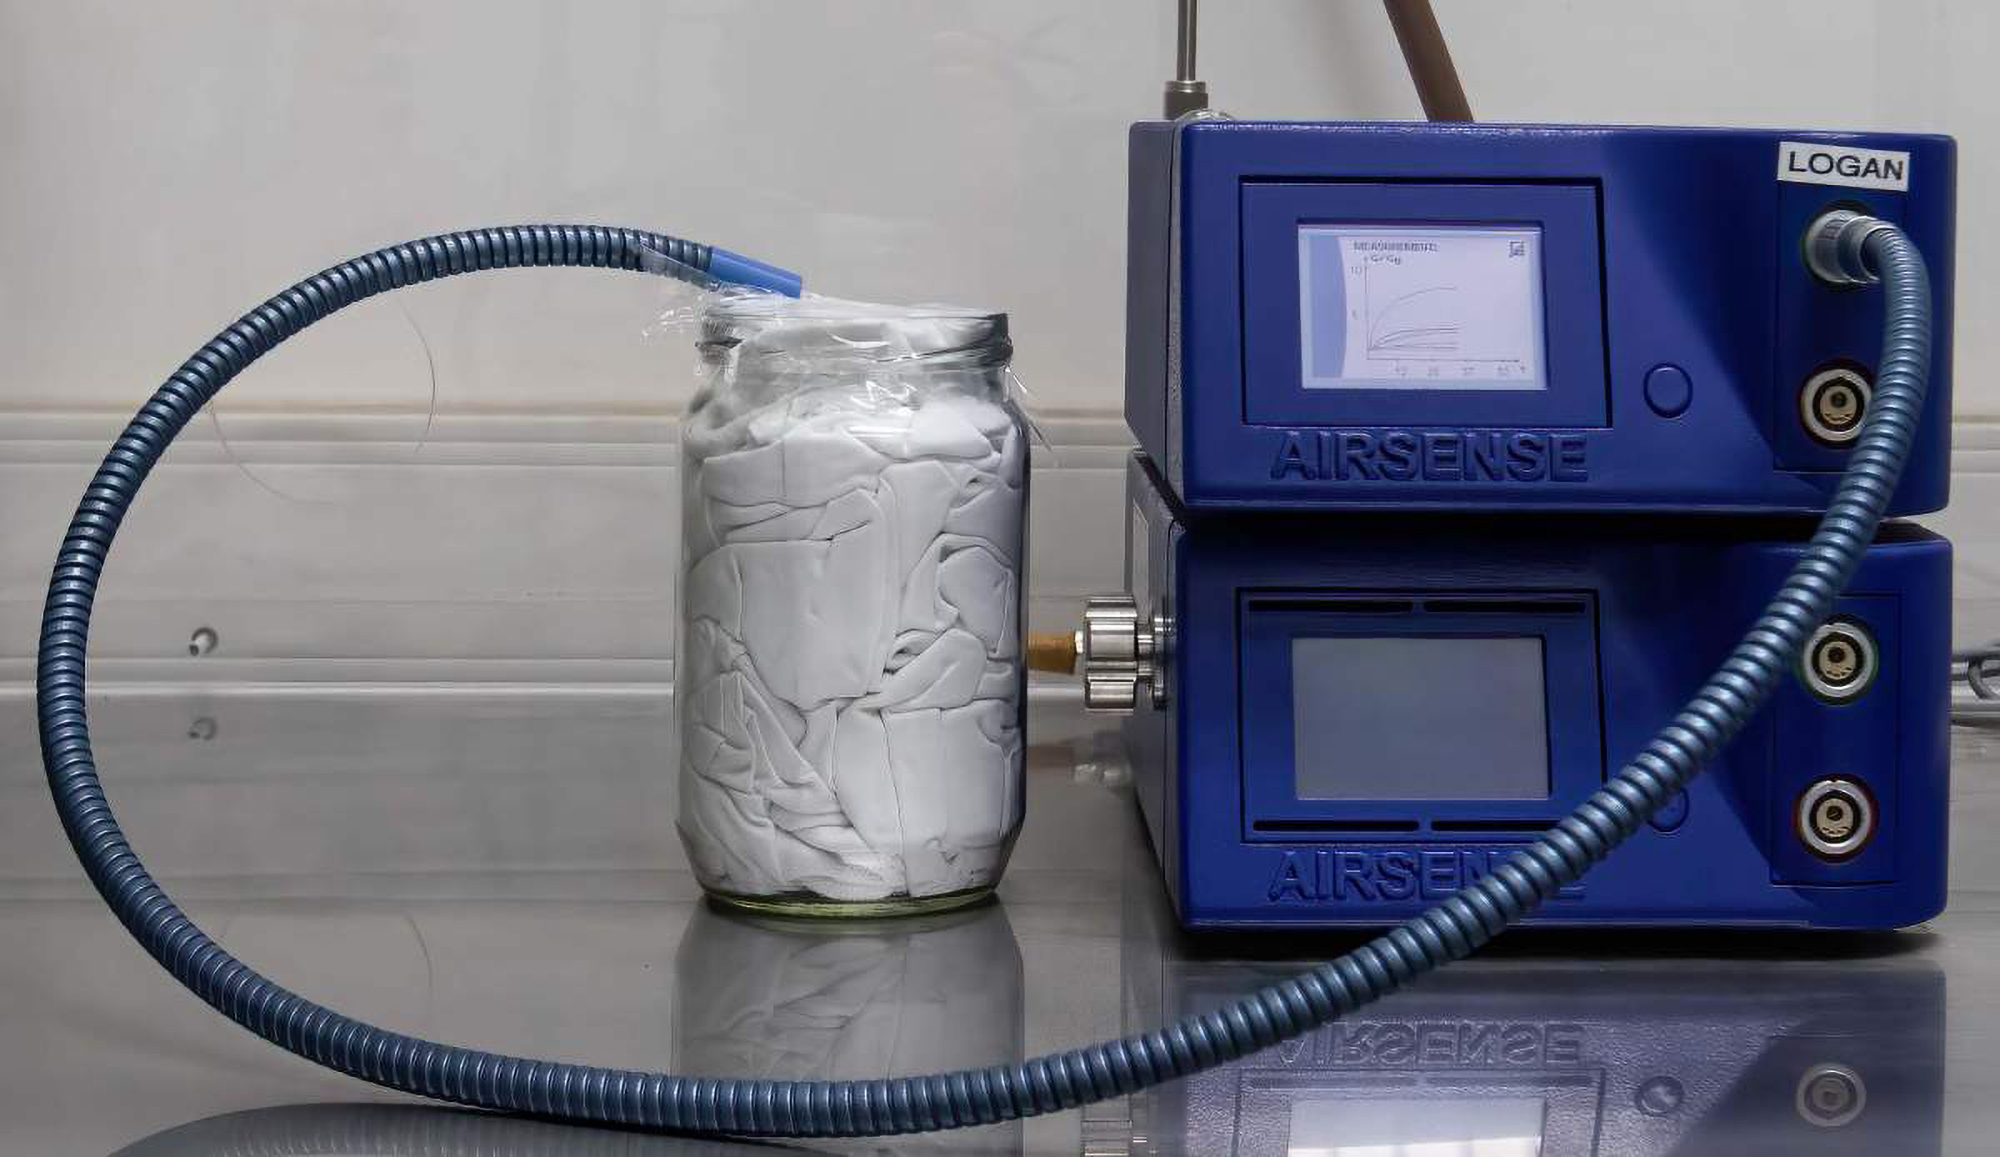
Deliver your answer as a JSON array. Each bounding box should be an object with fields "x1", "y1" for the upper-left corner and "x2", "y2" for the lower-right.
[
  {"x1": 1796, "y1": 1063, "x2": 1867, "y2": 1127},
  {"x1": 1634, "y1": 1075, "x2": 1686, "y2": 1117},
  {"x1": 1796, "y1": 778, "x2": 1877, "y2": 860},
  {"x1": 1799, "y1": 366, "x2": 1873, "y2": 446},
  {"x1": 1800, "y1": 619, "x2": 1877, "y2": 702}
]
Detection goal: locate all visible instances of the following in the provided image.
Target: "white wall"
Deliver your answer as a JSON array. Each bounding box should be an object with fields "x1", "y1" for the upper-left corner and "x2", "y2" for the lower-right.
[
  {"x1": 2, "y1": 0, "x2": 1997, "y2": 680},
  {"x1": 2, "y1": 0, "x2": 1991, "y2": 419}
]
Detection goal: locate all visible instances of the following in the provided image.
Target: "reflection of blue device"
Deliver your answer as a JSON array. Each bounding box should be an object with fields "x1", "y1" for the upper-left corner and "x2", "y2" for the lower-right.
[
  {"x1": 1125, "y1": 122, "x2": 1955, "y2": 512},
  {"x1": 1114, "y1": 820, "x2": 1948, "y2": 1154},
  {"x1": 1121, "y1": 453, "x2": 1951, "y2": 929},
  {"x1": 1119, "y1": 927, "x2": 1946, "y2": 1156}
]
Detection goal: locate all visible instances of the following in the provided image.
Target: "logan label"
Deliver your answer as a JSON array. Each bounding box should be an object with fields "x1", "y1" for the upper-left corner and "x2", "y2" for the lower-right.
[
  {"x1": 1269, "y1": 429, "x2": 1587, "y2": 483},
  {"x1": 1778, "y1": 141, "x2": 1911, "y2": 192}
]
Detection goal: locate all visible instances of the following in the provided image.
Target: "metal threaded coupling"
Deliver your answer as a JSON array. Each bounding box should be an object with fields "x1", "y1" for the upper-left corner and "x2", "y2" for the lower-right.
[{"x1": 1804, "y1": 209, "x2": 1896, "y2": 287}]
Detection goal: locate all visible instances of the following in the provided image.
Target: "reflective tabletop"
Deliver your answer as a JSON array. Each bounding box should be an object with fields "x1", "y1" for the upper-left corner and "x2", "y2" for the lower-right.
[{"x1": 3, "y1": 688, "x2": 1998, "y2": 1154}]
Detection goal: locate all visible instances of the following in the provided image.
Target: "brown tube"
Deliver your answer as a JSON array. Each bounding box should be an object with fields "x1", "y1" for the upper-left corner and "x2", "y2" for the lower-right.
[
  {"x1": 1025, "y1": 631, "x2": 1079, "y2": 675},
  {"x1": 1384, "y1": 0, "x2": 1474, "y2": 122}
]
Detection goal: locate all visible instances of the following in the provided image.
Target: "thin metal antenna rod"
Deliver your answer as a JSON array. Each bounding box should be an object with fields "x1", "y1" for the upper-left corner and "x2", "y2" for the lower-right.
[
  {"x1": 1164, "y1": 0, "x2": 1208, "y2": 118},
  {"x1": 1176, "y1": 0, "x2": 1198, "y2": 80}
]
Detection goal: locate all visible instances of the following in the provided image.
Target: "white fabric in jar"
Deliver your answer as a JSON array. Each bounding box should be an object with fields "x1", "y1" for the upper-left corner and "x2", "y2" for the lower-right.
[{"x1": 678, "y1": 307, "x2": 1025, "y2": 901}]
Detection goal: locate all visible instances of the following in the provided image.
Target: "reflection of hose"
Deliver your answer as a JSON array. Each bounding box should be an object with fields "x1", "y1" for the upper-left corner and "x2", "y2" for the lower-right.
[
  {"x1": 106, "y1": 1103, "x2": 803, "y2": 1156},
  {"x1": 37, "y1": 216, "x2": 1928, "y2": 1139},
  {"x1": 1961, "y1": 645, "x2": 2000, "y2": 699},
  {"x1": 1954, "y1": 645, "x2": 2000, "y2": 725}
]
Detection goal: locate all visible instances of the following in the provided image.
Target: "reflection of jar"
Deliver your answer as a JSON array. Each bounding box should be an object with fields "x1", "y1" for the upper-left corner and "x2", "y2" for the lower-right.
[
  {"x1": 110, "y1": 1103, "x2": 762, "y2": 1156},
  {"x1": 676, "y1": 298, "x2": 1028, "y2": 916},
  {"x1": 673, "y1": 903, "x2": 1024, "y2": 1152}
]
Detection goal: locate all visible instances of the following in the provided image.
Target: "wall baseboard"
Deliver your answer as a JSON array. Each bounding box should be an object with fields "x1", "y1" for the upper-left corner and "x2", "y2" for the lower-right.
[
  {"x1": 0, "y1": 409, "x2": 1130, "y2": 687},
  {"x1": 2, "y1": 409, "x2": 1993, "y2": 687}
]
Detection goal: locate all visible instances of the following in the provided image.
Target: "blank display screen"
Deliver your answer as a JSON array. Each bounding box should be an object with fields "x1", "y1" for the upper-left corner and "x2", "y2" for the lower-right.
[
  {"x1": 1291, "y1": 636, "x2": 1550, "y2": 800},
  {"x1": 1288, "y1": 1097, "x2": 1546, "y2": 1157}
]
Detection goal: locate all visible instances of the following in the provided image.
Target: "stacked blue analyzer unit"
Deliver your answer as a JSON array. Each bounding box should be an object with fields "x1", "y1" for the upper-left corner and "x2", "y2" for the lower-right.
[{"x1": 1117, "y1": 120, "x2": 1955, "y2": 929}]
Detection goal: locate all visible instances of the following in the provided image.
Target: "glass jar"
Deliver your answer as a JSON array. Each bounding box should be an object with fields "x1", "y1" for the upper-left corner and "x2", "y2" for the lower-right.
[{"x1": 676, "y1": 297, "x2": 1027, "y2": 917}]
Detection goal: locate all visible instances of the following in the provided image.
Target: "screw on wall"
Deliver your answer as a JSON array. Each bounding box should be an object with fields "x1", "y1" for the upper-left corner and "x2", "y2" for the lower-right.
[
  {"x1": 187, "y1": 717, "x2": 218, "y2": 741},
  {"x1": 188, "y1": 626, "x2": 219, "y2": 657}
]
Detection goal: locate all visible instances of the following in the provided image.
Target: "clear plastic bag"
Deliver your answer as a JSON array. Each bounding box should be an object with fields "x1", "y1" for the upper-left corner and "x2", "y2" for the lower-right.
[{"x1": 675, "y1": 294, "x2": 1027, "y2": 915}]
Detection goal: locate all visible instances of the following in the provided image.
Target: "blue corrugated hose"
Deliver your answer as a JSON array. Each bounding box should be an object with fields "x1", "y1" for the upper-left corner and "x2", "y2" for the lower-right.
[{"x1": 37, "y1": 219, "x2": 1928, "y2": 1137}]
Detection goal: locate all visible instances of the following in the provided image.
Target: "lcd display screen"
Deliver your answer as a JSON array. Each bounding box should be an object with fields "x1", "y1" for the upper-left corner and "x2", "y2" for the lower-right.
[
  {"x1": 1287, "y1": 1097, "x2": 1547, "y2": 1157},
  {"x1": 1299, "y1": 224, "x2": 1547, "y2": 390},
  {"x1": 1291, "y1": 636, "x2": 1550, "y2": 800}
]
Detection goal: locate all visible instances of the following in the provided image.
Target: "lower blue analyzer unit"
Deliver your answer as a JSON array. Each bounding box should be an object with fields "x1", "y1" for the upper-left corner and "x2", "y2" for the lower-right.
[{"x1": 1120, "y1": 453, "x2": 1951, "y2": 930}]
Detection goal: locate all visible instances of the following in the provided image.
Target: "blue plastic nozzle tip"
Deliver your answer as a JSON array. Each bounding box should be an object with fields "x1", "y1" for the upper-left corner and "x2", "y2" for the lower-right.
[{"x1": 707, "y1": 247, "x2": 804, "y2": 297}]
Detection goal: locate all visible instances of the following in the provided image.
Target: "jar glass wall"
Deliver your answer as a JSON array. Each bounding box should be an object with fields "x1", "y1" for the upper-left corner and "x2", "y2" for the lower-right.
[{"x1": 676, "y1": 297, "x2": 1028, "y2": 916}]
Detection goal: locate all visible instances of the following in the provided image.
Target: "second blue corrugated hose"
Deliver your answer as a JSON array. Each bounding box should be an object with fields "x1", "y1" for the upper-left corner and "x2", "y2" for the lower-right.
[{"x1": 36, "y1": 216, "x2": 1927, "y2": 1137}]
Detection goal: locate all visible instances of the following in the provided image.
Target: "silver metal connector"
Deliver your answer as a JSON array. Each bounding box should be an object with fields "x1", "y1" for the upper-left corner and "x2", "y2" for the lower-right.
[
  {"x1": 1796, "y1": 778, "x2": 1877, "y2": 860},
  {"x1": 1081, "y1": 594, "x2": 1169, "y2": 712},
  {"x1": 1800, "y1": 618, "x2": 1878, "y2": 702},
  {"x1": 1799, "y1": 366, "x2": 1873, "y2": 446},
  {"x1": 1163, "y1": 80, "x2": 1209, "y2": 119},
  {"x1": 1797, "y1": 1062, "x2": 1868, "y2": 1127},
  {"x1": 1804, "y1": 209, "x2": 1893, "y2": 287}
]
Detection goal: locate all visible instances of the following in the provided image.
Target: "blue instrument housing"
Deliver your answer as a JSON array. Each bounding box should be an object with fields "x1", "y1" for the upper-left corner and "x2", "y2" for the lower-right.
[
  {"x1": 1125, "y1": 120, "x2": 1956, "y2": 514},
  {"x1": 1122, "y1": 454, "x2": 1951, "y2": 929}
]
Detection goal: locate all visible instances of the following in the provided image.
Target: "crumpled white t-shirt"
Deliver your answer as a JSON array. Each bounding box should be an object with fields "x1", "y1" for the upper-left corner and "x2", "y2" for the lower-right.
[{"x1": 677, "y1": 305, "x2": 1025, "y2": 902}]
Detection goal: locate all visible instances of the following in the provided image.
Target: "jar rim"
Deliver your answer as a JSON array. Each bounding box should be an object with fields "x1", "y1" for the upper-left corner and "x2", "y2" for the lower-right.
[{"x1": 699, "y1": 294, "x2": 1011, "y2": 370}]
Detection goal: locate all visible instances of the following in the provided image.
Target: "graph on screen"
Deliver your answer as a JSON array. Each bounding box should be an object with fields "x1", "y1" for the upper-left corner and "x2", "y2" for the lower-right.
[
  {"x1": 1368, "y1": 279, "x2": 1460, "y2": 351},
  {"x1": 1300, "y1": 225, "x2": 1547, "y2": 391}
]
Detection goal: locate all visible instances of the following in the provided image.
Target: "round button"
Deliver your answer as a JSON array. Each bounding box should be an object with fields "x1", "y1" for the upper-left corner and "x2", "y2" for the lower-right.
[
  {"x1": 1644, "y1": 364, "x2": 1692, "y2": 418},
  {"x1": 1649, "y1": 790, "x2": 1689, "y2": 833},
  {"x1": 1635, "y1": 1075, "x2": 1686, "y2": 1117}
]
